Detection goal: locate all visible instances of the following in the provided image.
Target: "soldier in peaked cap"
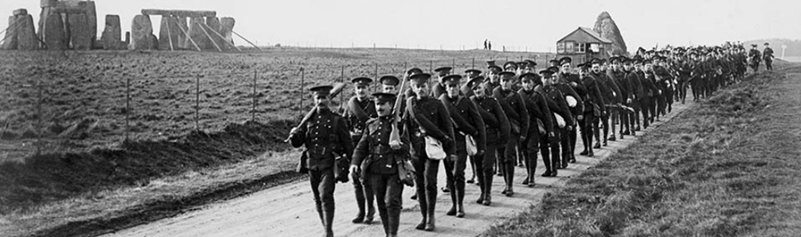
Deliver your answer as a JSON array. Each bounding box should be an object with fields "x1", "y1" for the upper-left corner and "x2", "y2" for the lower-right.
[
  {"x1": 469, "y1": 77, "x2": 509, "y2": 206},
  {"x1": 748, "y1": 44, "x2": 761, "y2": 72},
  {"x1": 493, "y1": 71, "x2": 528, "y2": 195},
  {"x1": 549, "y1": 59, "x2": 559, "y2": 68},
  {"x1": 486, "y1": 65, "x2": 503, "y2": 94},
  {"x1": 576, "y1": 63, "x2": 605, "y2": 157},
  {"x1": 552, "y1": 60, "x2": 584, "y2": 166},
  {"x1": 289, "y1": 85, "x2": 353, "y2": 237},
  {"x1": 503, "y1": 61, "x2": 519, "y2": 72},
  {"x1": 349, "y1": 92, "x2": 409, "y2": 237},
  {"x1": 403, "y1": 73, "x2": 455, "y2": 231},
  {"x1": 343, "y1": 77, "x2": 378, "y2": 224},
  {"x1": 518, "y1": 72, "x2": 554, "y2": 185},
  {"x1": 486, "y1": 60, "x2": 497, "y2": 67},
  {"x1": 523, "y1": 60, "x2": 538, "y2": 73},
  {"x1": 432, "y1": 67, "x2": 453, "y2": 98},
  {"x1": 439, "y1": 74, "x2": 486, "y2": 218},
  {"x1": 465, "y1": 69, "x2": 482, "y2": 80},
  {"x1": 763, "y1": 42, "x2": 774, "y2": 71},
  {"x1": 379, "y1": 75, "x2": 400, "y2": 94}
]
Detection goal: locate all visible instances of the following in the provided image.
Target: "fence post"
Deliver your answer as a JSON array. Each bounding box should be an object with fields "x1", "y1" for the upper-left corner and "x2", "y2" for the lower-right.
[
  {"x1": 125, "y1": 74, "x2": 130, "y2": 142},
  {"x1": 452, "y1": 58, "x2": 455, "y2": 72},
  {"x1": 429, "y1": 60, "x2": 433, "y2": 73},
  {"x1": 252, "y1": 70, "x2": 257, "y2": 122},
  {"x1": 340, "y1": 65, "x2": 345, "y2": 106},
  {"x1": 36, "y1": 79, "x2": 42, "y2": 155},
  {"x1": 195, "y1": 74, "x2": 200, "y2": 131},
  {"x1": 472, "y1": 57, "x2": 475, "y2": 69},
  {"x1": 300, "y1": 67, "x2": 305, "y2": 114},
  {"x1": 374, "y1": 63, "x2": 379, "y2": 91}
]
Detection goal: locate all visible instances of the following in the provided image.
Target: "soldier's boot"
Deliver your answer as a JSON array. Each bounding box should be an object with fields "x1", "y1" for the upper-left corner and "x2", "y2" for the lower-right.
[
  {"x1": 364, "y1": 186, "x2": 376, "y2": 224},
  {"x1": 388, "y1": 208, "x2": 401, "y2": 237},
  {"x1": 352, "y1": 190, "x2": 366, "y2": 223},
  {"x1": 456, "y1": 179, "x2": 466, "y2": 218},
  {"x1": 446, "y1": 182, "x2": 457, "y2": 216},
  {"x1": 415, "y1": 197, "x2": 427, "y2": 230},
  {"x1": 323, "y1": 209, "x2": 335, "y2": 237},
  {"x1": 483, "y1": 171, "x2": 493, "y2": 206},
  {"x1": 364, "y1": 204, "x2": 376, "y2": 224},
  {"x1": 316, "y1": 204, "x2": 325, "y2": 227},
  {"x1": 424, "y1": 199, "x2": 436, "y2": 231},
  {"x1": 505, "y1": 162, "x2": 515, "y2": 197},
  {"x1": 379, "y1": 209, "x2": 390, "y2": 235}
]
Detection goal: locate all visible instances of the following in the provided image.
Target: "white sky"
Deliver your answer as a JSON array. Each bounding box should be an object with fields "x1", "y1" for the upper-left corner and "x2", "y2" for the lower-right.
[{"x1": 1, "y1": 0, "x2": 799, "y2": 52}]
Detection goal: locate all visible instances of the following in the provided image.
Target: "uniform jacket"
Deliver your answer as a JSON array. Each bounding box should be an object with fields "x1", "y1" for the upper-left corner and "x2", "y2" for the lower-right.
[
  {"x1": 402, "y1": 96, "x2": 455, "y2": 159},
  {"x1": 290, "y1": 108, "x2": 353, "y2": 171},
  {"x1": 519, "y1": 88, "x2": 554, "y2": 135},
  {"x1": 492, "y1": 87, "x2": 529, "y2": 136},
  {"x1": 343, "y1": 96, "x2": 377, "y2": 136},
  {"x1": 471, "y1": 95, "x2": 510, "y2": 145},
  {"x1": 539, "y1": 85, "x2": 575, "y2": 127},
  {"x1": 351, "y1": 116, "x2": 410, "y2": 175},
  {"x1": 580, "y1": 74, "x2": 607, "y2": 113},
  {"x1": 440, "y1": 94, "x2": 487, "y2": 153}
]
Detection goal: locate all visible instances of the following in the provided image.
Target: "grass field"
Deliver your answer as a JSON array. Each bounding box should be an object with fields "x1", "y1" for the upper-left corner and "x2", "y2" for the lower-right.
[{"x1": 483, "y1": 62, "x2": 801, "y2": 236}]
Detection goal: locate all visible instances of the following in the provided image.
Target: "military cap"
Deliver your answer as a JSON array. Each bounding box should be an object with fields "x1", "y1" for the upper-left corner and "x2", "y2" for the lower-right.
[
  {"x1": 643, "y1": 58, "x2": 654, "y2": 64},
  {"x1": 486, "y1": 60, "x2": 497, "y2": 66},
  {"x1": 524, "y1": 59, "x2": 537, "y2": 66},
  {"x1": 372, "y1": 92, "x2": 397, "y2": 104},
  {"x1": 379, "y1": 75, "x2": 400, "y2": 86},
  {"x1": 609, "y1": 56, "x2": 621, "y2": 63},
  {"x1": 465, "y1": 69, "x2": 482, "y2": 75},
  {"x1": 409, "y1": 73, "x2": 432, "y2": 84},
  {"x1": 519, "y1": 72, "x2": 539, "y2": 81},
  {"x1": 559, "y1": 56, "x2": 572, "y2": 65},
  {"x1": 600, "y1": 59, "x2": 607, "y2": 64},
  {"x1": 487, "y1": 65, "x2": 502, "y2": 72},
  {"x1": 352, "y1": 77, "x2": 373, "y2": 86},
  {"x1": 406, "y1": 67, "x2": 424, "y2": 76},
  {"x1": 309, "y1": 85, "x2": 334, "y2": 96},
  {"x1": 590, "y1": 58, "x2": 603, "y2": 65},
  {"x1": 443, "y1": 74, "x2": 463, "y2": 86},
  {"x1": 539, "y1": 69, "x2": 555, "y2": 76},
  {"x1": 576, "y1": 63, "x2": 590, "y2": 70},
  {"x1": 751, "y1": 44, "x2": 758, "y2": 47},
  {"x1": 434, "y1": 66, "x2": 453, "y2": 73},
  {"x1": 620, "y1": 56, "x2": 631, "y2": 64},
  {"x1": 764, "y1": 42, "x2": 769, "y2": 46},
  {"x1": 466, "y1": 76, "x2": 484, "y2": 88},
  {"x1": 547, "y1": 66, "x2": 560, "y2": 73},
  {"x1": 498, "y1": 71, "x2": 516, "y2": 79},
  {"x1": 503, "y1": 61, "x2": 518, "y2": 70}
]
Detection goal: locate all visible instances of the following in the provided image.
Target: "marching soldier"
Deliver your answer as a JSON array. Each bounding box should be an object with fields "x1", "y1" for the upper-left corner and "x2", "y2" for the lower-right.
[
  {"x1": 402, "y1": 73, "x2": 455, "y2": 231},
  {"x1": 538, "y1": 68, "x2": 575, "y2": 175},
  {"x1": 748, "y1": 44, "x2": 761, "y2": 73},
  {"x1": 623, "y1": 57, "x2": 644, "y2": 134},
  {"x1": 432, "y1": 66, "x2": 453, "y2": 98},
  {"x1": 577, "y1": 63, "x2": 605, "y2": 157},
  {"x1": 380, "y1": 75, "x2": 400, "y2": 94},
  {"x1": 518, "y1": 72, "x2": 554, "y2": 184},
  {"x1": 556, "y1": 57, "x2": 586, "y2": 164},
  {"x1": 604, "y1": 58, "x2": 625, "y2": 141},
  {"x1": 343, "y1": 77, "x2": 377, "y2": 224},
  {"x1": 288, "y1": 85, "x2": 353, "y2": 237},
  {"x1": 469, "y1": 78, "x2": 510, "y2": 205},
  {"x1": 349, "y1": 92, "x2": 409, "y2": 237},
  {"x1": 493, "y1": 71, "x2": 528, "y2": 195},
  {"x1": 588, "y1": 59, "x2": 617, "y2": 148},
  {"x1": 439, "y1": 74, "x2": 486, "y2": 218},
  {"x1": 763, "y1": 42, "x2": 774, "y2": 71},
  {"x1": 609, "y1": 56, "x2": 634, "y2": 138}
]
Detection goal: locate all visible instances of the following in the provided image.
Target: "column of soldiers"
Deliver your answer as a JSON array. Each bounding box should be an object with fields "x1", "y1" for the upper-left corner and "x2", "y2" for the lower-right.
[{"x1": 288, "y1": 42, "x2": 752, "y2": 237}]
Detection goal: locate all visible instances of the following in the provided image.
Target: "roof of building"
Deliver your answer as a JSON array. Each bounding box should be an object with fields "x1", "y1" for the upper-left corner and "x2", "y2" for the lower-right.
[{"x1": 557, "y1": 27, "x2": 612, "y2": 44}]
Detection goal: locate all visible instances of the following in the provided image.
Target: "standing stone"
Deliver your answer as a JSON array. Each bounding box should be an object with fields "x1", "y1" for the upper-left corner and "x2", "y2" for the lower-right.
[
  {"x1": 16, "y1": 14, "x2": 38, "y2": 50},
  {"x1": 68, "y1": 13, "x2": 91, "y2": 50},
  {"x1": 205, "y1": 17, "x2": 222, "y2": 50},
  {"x1": 44, "y1": 13, "x2": 66, "y2": 50},
  {"x1": 2, "y1": 16, "x2": 18, "y2": 50},
  {"x1": 186, "y1": 17, "x2": 210, "y2": 50},
  {"x1": 100, "y1": 14, "x2": 121, "y2": 50},
  {"x1": 83, "y1": 1, "x2": 96, "y2": 47},
  {"x1": 124, "y1": 31, "x2": 130, "y2": 46},
  {"x1": 40, "y1": 0, "x2": 57, "y2": 7},
  {"x1": 593, "y1": 11, "x2": 627, "y2": 56},
  {"x1": 220, "y1": 17, "x2": 235, "y2": 49},
  {"x1": 130, "y1": 14, "x2": 154, "y2": 50},
  {"x1": 158, "y1": 15, "x2": 181, "y2": 50},
  {"x1": 175, "y1": 16, "x2": 188, "y2": 49}
]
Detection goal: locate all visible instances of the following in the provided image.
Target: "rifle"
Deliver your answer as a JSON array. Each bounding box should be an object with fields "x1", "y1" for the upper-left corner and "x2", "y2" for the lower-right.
[
  {"x1": 284, "y1": 82, "x2": 347, "y2": 142},
  {"x1": 389, "y1": 75, "x2": 407, "y2": 147}
]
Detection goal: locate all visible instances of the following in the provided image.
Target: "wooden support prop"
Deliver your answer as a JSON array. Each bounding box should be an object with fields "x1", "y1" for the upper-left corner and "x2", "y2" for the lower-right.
[
  {"x1": 199, "y1": 22, "x2": 241, "y2": 52},
  {"x1": 231, "y1": 30, "x2": 262, "y2": 51},
  {"x1": 196, "y1": 21, "x2": 222, "y2": 52},
  {"x1": 142, "y1": 9, "x2": 216, "y2": 18},
  {"x1": 0, "y1": 20, "x2": 22, "y2": 44},
  {"x1": 165, "y1": 16, "x2": 174, "y2": 51},
  {"x1": 172, "y1": 17, "x2": 201, "y2": 51}
]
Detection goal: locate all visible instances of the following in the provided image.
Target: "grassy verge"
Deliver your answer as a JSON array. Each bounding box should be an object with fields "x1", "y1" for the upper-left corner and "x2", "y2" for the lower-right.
[
  {"x1": 484, "y1": 63, "x2": 801, "y2": 236},
  {"x1": 0, "y1": 120, "x2": 303, "y2": 237}
]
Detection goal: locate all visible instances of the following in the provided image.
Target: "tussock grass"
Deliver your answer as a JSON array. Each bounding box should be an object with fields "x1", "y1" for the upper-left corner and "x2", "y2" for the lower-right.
[{"x1": 485, "y1": 64, "x2": 801, "y2": 237}]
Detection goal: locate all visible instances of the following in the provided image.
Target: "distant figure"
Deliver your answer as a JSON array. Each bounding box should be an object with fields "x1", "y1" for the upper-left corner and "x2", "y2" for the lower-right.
[
  {"x1": 748, "y1": 44, "x2": 761, "y2": 73},
  {"x1": 763, "y1": 42, "x2": 774, "y2": 71},
  {"x1": 484, "y1": 39, "x2": 488, "y2": 50},
  {"x1": 488, "y1": 41, "x2": 492, "y2": 51}
]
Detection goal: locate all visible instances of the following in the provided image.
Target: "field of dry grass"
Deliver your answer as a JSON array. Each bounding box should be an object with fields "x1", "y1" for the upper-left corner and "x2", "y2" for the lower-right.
[{"x1": 483, "y1": 61, "x2": 801, "y2": 236}]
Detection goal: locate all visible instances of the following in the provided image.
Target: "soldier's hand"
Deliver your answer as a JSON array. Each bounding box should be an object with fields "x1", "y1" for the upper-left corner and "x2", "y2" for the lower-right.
[
  {"x1": 389, "y1": 140, "x2": 402, "y2": 150},
  {"x1": 577, "y1": 115, "x2": 584, "y2": 121},
  {"x1": 448, "y1": 154, "x2": 457, "y2": 162},
  {"x1": 567, "y1": 126, "x2": 573, "y2": 131},
  {"x1": 349, "y1": 165, "x2": 359, "y2": 175},
  {"x1": 570, "y1": 82, "x2": 578, "y2": 87},
  {"x1": 549, "y1": 132, "x2": 555, "y2": 138},
  {"x1": 520, "y1": 135, "x2": 526, "y2": 141}
]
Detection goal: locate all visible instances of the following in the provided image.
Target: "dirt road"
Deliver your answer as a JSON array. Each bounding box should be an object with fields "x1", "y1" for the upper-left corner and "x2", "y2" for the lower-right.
[{"x1": 103, "y1": 102, "x2": 692, "y2": 237}]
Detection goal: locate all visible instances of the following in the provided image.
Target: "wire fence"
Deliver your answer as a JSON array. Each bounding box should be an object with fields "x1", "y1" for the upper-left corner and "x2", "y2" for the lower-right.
[{"x1": 0, "y1": 51, "x2": 559, "y2": 161}]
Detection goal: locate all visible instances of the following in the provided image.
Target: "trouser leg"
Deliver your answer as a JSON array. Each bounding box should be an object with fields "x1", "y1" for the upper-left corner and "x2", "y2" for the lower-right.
[{"x1": 370, "y1": 174, "x2": 390, "y2": 234}]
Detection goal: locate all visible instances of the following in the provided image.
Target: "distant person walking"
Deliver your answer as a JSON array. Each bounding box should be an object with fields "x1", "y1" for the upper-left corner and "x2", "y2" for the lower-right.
[
  {"x1": 484, "y1": 40, "x2": 488, "y2": 50},
  {"x1": 763, "y1": 42, "x2": 775, "y2": 71},
  {"x1": 748, "y1": 44, "x2": 762, "y2": 73},
  {"x1": 488, "y1": 41, "x2": 492, "y2": 51}
]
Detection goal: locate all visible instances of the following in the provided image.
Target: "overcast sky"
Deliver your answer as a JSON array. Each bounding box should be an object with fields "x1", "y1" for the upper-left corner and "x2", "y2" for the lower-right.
[{"x1": 1, "y1": 0, "x2": 798, "y2": 52}]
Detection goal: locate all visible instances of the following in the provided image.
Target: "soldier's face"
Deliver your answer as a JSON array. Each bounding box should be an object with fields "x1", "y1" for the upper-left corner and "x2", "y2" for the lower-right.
[
  {"x1": 623, "y1": 63, "x2": 633, "y2": 71},
  {"x1": 375, "y1": 101, "x2": 392, "y2": 117},
  {"x1": 500, "y1": 77, "x2": 515, "y2": 90},
  {"x1": 446, "y1": 84, "x2": 460, "y2": 98},
  {"x1": 521, "y1": 78, "x2": 535, "y2": 91},
  {"x1": 473, "y1": 83, "x2": 487, "y2": 97},
  {"x1": 382, "y1": 85, "x2": 397, "y2": 94},
  {"x1": 612, "y1": 62, "x2": 622, "y2": 71},
  {"x1": 411, "y1": 82, "x2": 430, "y2": 98},
  {"x1": 489, "y1": 72, "x2": 500, "y2": 83},
  {"x1": 355, "y1": 85, "x2": 369, "y2": 99},
  {"x1": 314, "y1": 95, "x2": 330, "y2": 108},
  {"x1": 561, "y1": 63, "x2": 571, "y2": 73},
  {"x1": 591, "y1": 64, "x2": 601, "y2": 73}
]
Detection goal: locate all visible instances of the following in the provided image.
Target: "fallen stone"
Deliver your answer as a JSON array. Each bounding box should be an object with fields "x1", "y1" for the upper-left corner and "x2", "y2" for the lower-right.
[
  {"x1": 101, "y1": 14, "x2": 121, "y2": 50},
  {"x1": 158, "y1": 15, "x2": 181, "y2": 50},
  {"x1": 593, "y1": 11, "x2": 627, "y2": 56},
  {"x1": 17, "y1": 14, "x2": 38, "y2": 50},
  {"x1": 68, "y1": 13, "x2": 91, "y2": 50},
  {"x1": 2, "y1": 16, "x2": 18, "y2": 50},
  {"x1": 130, "y1": 14, "x2": 154, "y2": 50},
  {"x1": 13, "y1": 9, "x2": 27, "y2": 16}
]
